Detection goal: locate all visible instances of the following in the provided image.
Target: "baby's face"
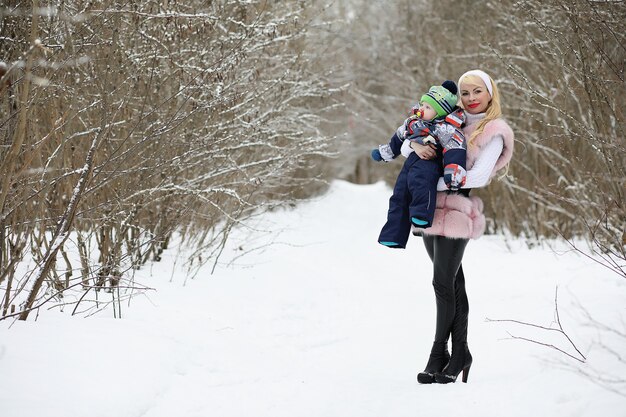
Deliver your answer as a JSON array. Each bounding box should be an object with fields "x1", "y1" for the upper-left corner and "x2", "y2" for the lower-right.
[{"x1": 418, "y1": 103, "x2": 437, "y2": 121}]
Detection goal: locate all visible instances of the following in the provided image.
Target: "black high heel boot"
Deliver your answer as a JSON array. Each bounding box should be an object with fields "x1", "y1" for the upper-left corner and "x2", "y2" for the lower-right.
[
  {"x1": 434, "y1": 342, "x2": 472, "y2": 383},
  {"x1": 417, "y1": 341, "x2": 450, "y2": 384}
]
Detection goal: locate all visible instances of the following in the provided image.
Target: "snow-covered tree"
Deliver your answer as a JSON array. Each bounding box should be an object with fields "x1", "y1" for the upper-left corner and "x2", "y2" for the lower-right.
[{"x1": 0, "y1": 0, "x2": 343, "y2": 319}]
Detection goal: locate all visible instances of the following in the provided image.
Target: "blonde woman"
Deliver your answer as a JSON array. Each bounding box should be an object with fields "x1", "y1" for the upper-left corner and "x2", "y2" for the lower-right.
[{"x1": 408, "y1": 69, "x2": 514, "y2": 384}]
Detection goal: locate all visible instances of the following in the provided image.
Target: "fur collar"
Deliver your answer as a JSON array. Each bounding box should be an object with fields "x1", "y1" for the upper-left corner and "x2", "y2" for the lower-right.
[{"x1": 464, "y1": 115, "x2": 514, "y2": 174}]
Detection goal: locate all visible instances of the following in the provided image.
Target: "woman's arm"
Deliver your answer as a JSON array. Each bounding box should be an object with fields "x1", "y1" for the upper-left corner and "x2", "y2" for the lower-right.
[
  {"x1": 401, "y1": 140, "x2": 437, "y2": 159},
  {"x1": 436, "y1": 135, "x2": 504, "y2": 191}
]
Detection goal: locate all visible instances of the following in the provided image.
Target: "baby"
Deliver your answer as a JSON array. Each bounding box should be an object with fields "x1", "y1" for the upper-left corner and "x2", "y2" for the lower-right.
[{"x1": 371, "y1": 80, "x2": 466, "y2": 248}]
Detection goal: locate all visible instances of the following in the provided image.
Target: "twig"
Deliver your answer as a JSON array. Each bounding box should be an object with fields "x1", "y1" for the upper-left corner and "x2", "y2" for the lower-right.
[
  {"x1": 503, "y1": 332, "x2": 586, "y2": 363},
  {"x1": 487, "y1": 286, "x2": 586, "y2": 362}
]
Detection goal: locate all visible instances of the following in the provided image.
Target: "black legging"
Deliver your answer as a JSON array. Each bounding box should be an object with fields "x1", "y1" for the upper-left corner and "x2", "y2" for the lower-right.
[{"x1": 422, "y1": 235, "x2": 469, "y2": 344}]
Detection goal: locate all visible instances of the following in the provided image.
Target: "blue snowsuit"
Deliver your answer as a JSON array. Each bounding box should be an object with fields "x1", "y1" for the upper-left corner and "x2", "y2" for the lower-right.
[{"x1": 377, "y1": 109, "x2": 466, "y2": 249}]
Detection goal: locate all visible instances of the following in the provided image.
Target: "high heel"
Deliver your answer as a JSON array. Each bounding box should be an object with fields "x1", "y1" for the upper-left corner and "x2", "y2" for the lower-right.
[
  {"x1": 417, "y1": 341, "x2": 450, "y2": 384},
  {"x1": 461, "y1": 364, "x2": 470, "y2": 383},
  {"x1": 434, "y1": 342, "x2": 472, "y2": 384}
]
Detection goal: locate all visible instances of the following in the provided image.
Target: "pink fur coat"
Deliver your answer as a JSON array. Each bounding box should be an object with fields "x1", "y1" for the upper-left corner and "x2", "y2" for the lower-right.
[{"x1": 421, "y1": 117, "x2": 514, "y2": 239}]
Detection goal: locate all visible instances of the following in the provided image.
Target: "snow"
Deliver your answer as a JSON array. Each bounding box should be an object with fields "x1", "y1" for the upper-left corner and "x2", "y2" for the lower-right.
[{"x1": 1, "y1": 180, "x2": 625, "y2": 417}]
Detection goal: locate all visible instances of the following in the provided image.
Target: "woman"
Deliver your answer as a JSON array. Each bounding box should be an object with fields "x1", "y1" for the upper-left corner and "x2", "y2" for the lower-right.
[{"x1": 409, "y1": 69, "x2": 514, "y2": 384}]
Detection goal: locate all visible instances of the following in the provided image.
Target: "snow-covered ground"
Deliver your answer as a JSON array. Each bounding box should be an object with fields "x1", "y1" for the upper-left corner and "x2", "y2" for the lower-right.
[{"x1": 1, "y1": 180, "x2": 625, "y2": 417}]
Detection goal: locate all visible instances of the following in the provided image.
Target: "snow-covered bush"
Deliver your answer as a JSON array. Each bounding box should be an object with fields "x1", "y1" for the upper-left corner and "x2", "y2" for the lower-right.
[{"x1": 0, "y1": 0, "x2": 342, "y2": 319}]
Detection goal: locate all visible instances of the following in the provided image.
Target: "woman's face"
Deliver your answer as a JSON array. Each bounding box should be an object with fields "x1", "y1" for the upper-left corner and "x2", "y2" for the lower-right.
[{"x1": 460, "y1": 81, "x2": 491, "y2": 114}]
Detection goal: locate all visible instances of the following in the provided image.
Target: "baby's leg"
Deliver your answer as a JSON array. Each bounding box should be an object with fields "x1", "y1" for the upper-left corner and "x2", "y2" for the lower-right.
[
  {"x1": 407, "y1": 157, "x2": 443, "y2": 228},
  {"x1": 377, "y1": 159, "x2": 414, "y2": 248}
]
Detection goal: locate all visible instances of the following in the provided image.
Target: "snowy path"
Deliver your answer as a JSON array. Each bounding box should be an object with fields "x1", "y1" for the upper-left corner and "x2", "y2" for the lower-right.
[{"x1": 1, "y1": 181, "x2": 624, "y2": 417}]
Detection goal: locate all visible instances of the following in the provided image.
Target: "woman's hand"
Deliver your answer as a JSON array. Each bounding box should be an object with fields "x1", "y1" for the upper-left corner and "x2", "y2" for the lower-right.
[{"x1": 411, "y1": 142, "x2": 437, "y2": 160}]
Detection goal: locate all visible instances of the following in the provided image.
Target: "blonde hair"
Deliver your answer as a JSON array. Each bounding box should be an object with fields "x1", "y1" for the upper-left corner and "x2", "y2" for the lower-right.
[{"x1": 459, "y1": 73, "x2": 502, "y2": 147}]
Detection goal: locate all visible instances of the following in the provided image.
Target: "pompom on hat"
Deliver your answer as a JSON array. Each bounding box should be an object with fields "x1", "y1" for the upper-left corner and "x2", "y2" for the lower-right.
[
  {"x1": 458, "y1": 69, "x2": 493, "y2": 97},
  {"x1": 420, "y1": 80, "x2": 459, "y2": 119}
]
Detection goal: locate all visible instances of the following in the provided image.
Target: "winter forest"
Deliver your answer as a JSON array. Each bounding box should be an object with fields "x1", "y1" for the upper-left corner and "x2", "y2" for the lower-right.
[{"x1": 1, "y1": 0, "x2": 625, "y2": 415}]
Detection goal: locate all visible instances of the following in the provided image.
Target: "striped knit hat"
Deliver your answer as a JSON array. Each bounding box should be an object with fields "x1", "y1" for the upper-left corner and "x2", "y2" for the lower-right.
[{"x1": 420, "y1": 80, "x2": 458, "y2": 118}]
